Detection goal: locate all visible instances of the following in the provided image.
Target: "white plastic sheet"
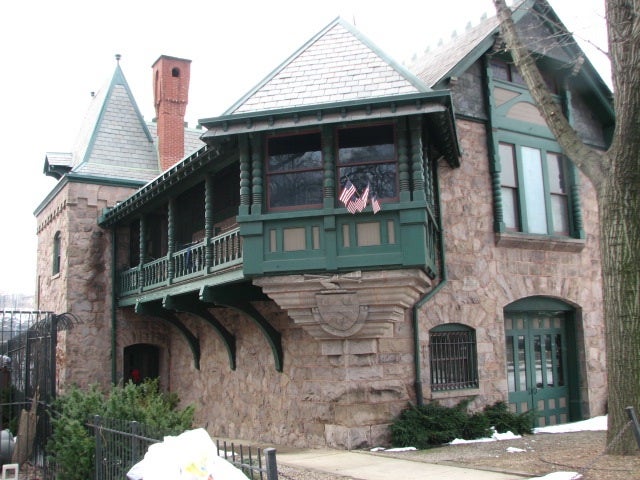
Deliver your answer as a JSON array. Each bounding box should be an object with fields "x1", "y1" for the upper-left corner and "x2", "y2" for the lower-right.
[{"x1": 127, "y1": 428, "x2": 249, "y2": 480}]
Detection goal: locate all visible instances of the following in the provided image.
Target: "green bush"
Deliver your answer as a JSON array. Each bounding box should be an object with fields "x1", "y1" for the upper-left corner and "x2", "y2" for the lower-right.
[
  {"x1": 390, "y1": 400, "x2": 534, "y2": 449},
  {"x1": 483, "y1": 401, "x2": 535, "y2": 435},
  {"x1": 48, "y1": 379, "x2": 194, "y2": 480}
]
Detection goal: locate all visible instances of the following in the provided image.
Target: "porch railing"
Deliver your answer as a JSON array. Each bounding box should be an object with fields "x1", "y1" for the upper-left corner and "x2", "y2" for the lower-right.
[{"x1": 119, "y1": 227, "x2": 242, "y2": 296}]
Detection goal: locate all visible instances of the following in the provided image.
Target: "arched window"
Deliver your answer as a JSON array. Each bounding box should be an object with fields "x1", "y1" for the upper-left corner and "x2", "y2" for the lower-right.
[
  {"x1": 429, "y1": 323, "x2": 478, "y2": 391},
  {"x1": 52, "y1": 231, "x2": 61, "y2": 275},
  {"x1": 171, "y1": 67, "x2": 180, "y2": 78}
]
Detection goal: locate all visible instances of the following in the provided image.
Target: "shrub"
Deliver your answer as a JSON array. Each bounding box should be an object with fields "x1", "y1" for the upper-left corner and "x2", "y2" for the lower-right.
[
  {"x1": 390, "y1": 399, "x2": 535, "y2": 449},
  {"x1": 390, "y1": 400, "x2": 492, "y2": 449},
  {"x1": 48, "y1": 380, "x2": 194, "y2": 480},
  {"x1": 483, "y1": 401, "x2": 535, "y2": 435}
]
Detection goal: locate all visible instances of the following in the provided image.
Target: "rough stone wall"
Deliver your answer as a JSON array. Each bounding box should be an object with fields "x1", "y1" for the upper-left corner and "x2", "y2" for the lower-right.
[
  {"x1": 419, "y1": 118, "x2": 606, "y2": 416},
  {"x1": 115, "y1": 298, "x2": 416, "y2": 449},
  {"x1": 36, "y1": 181, "x2": 138, "y2": 392}
]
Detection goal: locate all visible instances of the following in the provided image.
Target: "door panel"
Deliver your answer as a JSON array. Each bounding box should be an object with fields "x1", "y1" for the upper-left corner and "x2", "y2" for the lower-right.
[{"x1": 505, "y1": 312, "x2": 569, "y2": 426}]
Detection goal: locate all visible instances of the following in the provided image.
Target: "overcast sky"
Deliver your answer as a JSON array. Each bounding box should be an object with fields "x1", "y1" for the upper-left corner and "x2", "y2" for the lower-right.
[{"x1": 0, "y1": 0, "x2": 608, "y2": 296}]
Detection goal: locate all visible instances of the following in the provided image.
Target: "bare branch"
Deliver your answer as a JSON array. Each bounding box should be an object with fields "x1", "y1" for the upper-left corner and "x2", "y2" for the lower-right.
[{"x1": 492, "y1": 0, "x2": 608, "y2": 188}]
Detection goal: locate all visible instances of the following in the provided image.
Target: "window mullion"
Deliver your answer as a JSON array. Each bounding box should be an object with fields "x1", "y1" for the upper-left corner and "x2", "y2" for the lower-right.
[
  {"x1": 514, "y1": 145, "x2": 528, "y2": 233},
  {"x1": 540, "y1": 149, "x2": 554, "y2": 235}
]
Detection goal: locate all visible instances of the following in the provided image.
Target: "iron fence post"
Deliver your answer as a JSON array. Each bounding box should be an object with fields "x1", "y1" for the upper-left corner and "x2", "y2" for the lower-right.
[
  {"x1": 264, "y1": 447, "x2": 278, "y2": 480},
  {"x1": 626, "y1": 406, "x2": 640, "y2": 449},
  {"x1": 94, "y1": 415, "x2": 102, "y2": 480},
  {"x1": 131, "y1": 420, "x2": 140, "y2": 469},
  {"x1": 50, "y1": 313, "x2": 58, "y2": 400}
]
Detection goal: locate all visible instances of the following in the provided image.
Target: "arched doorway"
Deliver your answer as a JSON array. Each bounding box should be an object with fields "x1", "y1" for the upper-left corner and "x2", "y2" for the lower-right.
[
  {"x1": 123, "y1": 344, "x2": 159, "y2": 385},
  {"x1": 504, "y1": 296, "x2": 581, "y2": 426}
]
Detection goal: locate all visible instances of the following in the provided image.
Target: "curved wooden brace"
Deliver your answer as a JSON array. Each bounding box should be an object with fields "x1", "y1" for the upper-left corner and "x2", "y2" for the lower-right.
[
  {"x1": 135, "y1": 300, "x2": 201, "y2": 370},
  {"x1": 200, "y1": 286, "x2": 283, "y2": 372},
  {"x1": 163, "y1": 295, "x2": 237, "y2": 370}
]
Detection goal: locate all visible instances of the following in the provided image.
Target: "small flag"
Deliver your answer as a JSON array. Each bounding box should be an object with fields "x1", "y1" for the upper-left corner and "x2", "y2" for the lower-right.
[
  {"x1": 355, "y1": 183, "x2": 370, "y2": 212},
  {"x1": 371, "y1": 194, "x2": 381, "y2": 214},
  {"x1": 346, "y1": 197, "x2": 359, "y2": 214},
  {"x1": 339, "y1": 180, "x2": 356, "y2": 206}
]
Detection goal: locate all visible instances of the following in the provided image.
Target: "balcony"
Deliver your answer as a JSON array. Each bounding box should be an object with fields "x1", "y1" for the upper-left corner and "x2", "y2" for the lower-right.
[{"x1": 118, "y1": 227, "x2": 243, "y2": 304}]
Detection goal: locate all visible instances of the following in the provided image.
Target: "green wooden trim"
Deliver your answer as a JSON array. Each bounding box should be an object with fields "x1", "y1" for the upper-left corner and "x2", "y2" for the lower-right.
[
  {"x1": 250, "y1": 134, "x2": 263, "y2": 215},
  {"x1": 200, "y1": 286, "x2": 283, "y2": 372},
  {"x1": 163, "y1": 294, "x2": 237, "y2": 371},
  {"x1": 485, "y1": 55, "x2": 506, "y2": 234},
  {"x1": 205, "y1": 91, "x2": 453, "y2": 126},
  {"x1": 505, "y1": 296, "x2": 574, "y2": 312},
  {"x1": 239, "y1": 135, "x2": 251, "y2": 215},
  {"x1": 430, "y1": 322, "x2": 474, "y2": 333},
  {"x1": 135, "y1": 300, "x2": 200, "y2": 370},
  {"x1": 167, "y1": 198, "x2": 175, "y2": 280},
  {"x1": 409, "y1": 116, "x2": 426, "y2": 201},
  {"x1": 322, "y1": 125, "x2": 335, "y2": 206}
]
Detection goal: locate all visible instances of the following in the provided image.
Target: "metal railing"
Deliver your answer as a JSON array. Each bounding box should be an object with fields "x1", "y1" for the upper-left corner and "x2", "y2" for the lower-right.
[{"x1": 89, "y1": 416, "x2": 278, "y2": 480}]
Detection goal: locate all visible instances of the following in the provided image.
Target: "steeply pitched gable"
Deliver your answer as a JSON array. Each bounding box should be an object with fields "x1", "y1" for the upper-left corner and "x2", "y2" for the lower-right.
[
  {"x1": 410, "y1": 0, "x2": 611, "y2": 115},
  {"x1": 69, "y1": 63, "x2": 160, "y2": 182},
  {"x1": 225, "y1": 17, "x2": 430, "y2": 115}
]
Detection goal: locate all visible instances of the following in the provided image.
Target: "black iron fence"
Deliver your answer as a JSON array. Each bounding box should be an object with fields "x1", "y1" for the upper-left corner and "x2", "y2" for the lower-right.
[{"x1": 89, "y1": 415, "x2": 278, "y2": 480}]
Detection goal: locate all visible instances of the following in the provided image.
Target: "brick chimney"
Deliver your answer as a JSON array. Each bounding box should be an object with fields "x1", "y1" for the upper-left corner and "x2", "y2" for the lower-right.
[{"x1": 152, "y1": 55, "x2": 191, "y2": 171}]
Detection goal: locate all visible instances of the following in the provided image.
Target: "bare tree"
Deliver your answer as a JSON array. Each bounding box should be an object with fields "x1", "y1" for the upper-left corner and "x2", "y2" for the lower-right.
[{"x1": 492, "y1": 0, "x2": 639, "y2": 455}]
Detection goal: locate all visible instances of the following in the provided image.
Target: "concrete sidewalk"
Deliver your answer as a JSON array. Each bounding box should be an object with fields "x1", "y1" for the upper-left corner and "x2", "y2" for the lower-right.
[{"x1": 276, "y1": 448, "x2": 531, "y2": 480}]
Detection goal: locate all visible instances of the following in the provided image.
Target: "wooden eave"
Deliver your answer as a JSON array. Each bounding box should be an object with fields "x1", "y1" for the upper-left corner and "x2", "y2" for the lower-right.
[
  {"x1": 201, "y1": 92, "x2": 461, "y2": 165},
  {"x1": 98, "y1": 144, "x2": 222, "y2": 228}
]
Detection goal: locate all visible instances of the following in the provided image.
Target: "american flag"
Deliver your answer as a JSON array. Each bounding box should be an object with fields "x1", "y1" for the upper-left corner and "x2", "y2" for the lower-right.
[
  {"x1": 371, "y1": 194, "x2": 381, "y2": 214},
  {"x1": 339, "y1": 180, "x2": 356, "y2": 206},
  {"x1": 346, "y1": 197, "x2": 359, "y2": 214},
  {"x1": 355, "y1": 183, "x2": 370, "y2": 212}
]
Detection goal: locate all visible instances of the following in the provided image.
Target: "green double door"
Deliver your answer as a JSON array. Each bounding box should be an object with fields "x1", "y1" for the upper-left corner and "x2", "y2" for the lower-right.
[{"x1": 505, "y1": 311, "x2": 570, "y2": 427}]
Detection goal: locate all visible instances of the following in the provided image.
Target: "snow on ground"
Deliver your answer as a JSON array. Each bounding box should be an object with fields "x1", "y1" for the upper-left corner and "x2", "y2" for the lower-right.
[
  {"x1": 534, "y1": 415, "x2": 607, "y2": 434},
  {"x1": 370, "y1": 417, "x2": 608, "y2": 479}
]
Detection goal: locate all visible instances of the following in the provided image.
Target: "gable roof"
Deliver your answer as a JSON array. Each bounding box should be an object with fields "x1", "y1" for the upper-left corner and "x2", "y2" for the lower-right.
[
  {"x1": 66, "y1": 63, "x2": 160, "y2": 183},
  {"x1": 224, "y1": 17, "x2": 430, "y2": 115},
  {"x1": 200, "y1": 18, "x2": 459, "y2": 166},
  {"x1": 411, "y1": 15, "x2": 501, "y2": 89},
  {"x1": 409, "y1": 0, "x2": 613, "y2": 121},
  {"x1": 42, "y1": 62, "x2": 205, "y2": 184}
]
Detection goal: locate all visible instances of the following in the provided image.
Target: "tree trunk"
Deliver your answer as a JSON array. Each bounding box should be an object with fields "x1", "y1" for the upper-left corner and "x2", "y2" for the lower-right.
[
  {"x1": 493, "y1": 0, "x2": 640, "y2": 454},
  {"x1": 598, "y1": 155, "x2": 640, "y2": 455}
]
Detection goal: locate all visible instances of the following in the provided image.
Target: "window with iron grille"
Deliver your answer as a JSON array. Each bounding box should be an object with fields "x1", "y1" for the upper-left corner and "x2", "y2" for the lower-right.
[{"x1": 429, "y1": 323, "x2": 479, "y2": 391}]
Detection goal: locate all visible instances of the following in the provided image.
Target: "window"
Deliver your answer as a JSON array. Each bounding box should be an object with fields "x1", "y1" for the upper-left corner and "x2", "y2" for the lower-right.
[
  {"x1": 499, "y1": 141, "x2": 570, "y2": 235},
  {"x1": 266, "y1": 132, "x2": 323, "y2": 210},
  {"x1": 491, "y1": 59, "x2": 524, "y2": 85},
  {"x1": 430, "y1": 324, "x2": 479, "y2": 391},
  {"x1": 491, "y1": 58, "x2": 558, "y2": 94},
  {"x1": 337, "y1": 124, "x2": 398, "y2": 200},
  {"x1": 52, "y1": 231, "x2": 61, "y2": 275}
]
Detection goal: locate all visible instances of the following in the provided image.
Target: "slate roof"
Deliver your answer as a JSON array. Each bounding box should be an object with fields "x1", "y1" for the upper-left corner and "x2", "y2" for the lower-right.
[
  {"x1": 44, "y1": 63, "x2": 205, "y2": 184},
  {"x1": 225, "y1": 17, "x2": 429, "y2": 115},
  {"x1": 410, "y1": 16, "x2": 501, "y2": 88},
  {"x1": 69, "y1": 64, "x2": 160, "y2": 182}
]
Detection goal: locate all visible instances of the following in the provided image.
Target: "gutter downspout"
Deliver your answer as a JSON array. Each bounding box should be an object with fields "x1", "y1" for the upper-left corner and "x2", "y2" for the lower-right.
[
  {"x1": 111, "y1": 228, "x2": 117, "y2": 384},
  {"x1": 413, "y1": 164, "x2": 447, "y2": 407}
]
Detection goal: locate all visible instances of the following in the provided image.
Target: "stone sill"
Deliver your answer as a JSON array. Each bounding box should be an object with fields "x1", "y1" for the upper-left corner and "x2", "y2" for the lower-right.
[
  {"x1": 495, "y1": 232, "x2": 585, "y2": 252},
  {"x1": 51, "y1": 273, "x2": 61, "y2": 280},
  {"x1": 429, "y1": 387, "x2": 481, "y2": 400}
]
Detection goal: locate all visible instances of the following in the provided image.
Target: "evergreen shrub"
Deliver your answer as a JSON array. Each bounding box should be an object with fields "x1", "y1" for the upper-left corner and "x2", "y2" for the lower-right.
[
  {"x1": 483, "y1": 401, "x2": 535, "y2": 435},
  {"x1": 390, "y1": 399, "x2": 534, "y2": 449},
  {"x1": 48, "y1": 379, "x2": 194, "y2": 480}
]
